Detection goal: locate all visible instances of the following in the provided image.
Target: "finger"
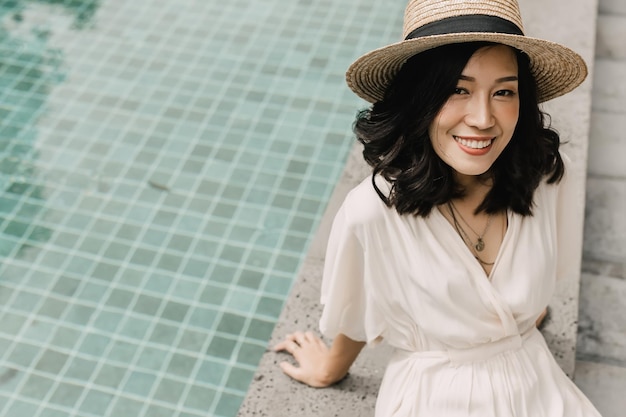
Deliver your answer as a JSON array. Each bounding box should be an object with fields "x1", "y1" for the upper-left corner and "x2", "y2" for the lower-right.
[
  {"x1": 304, "y1": 331, "x2": 326, "y2": 349},
  {"x1": 274, "y1": 340, "x2": 300, "y2": 355},
  {"x1": 273, "y1": 341, "x2": 285, "y2": 352},
  {"x1": 314, "y1": 337, "x2": 327, "y2": 350},
  {"x1": 273, "y1": 339, "x2": 295, "y2": 352},
  {"x1": 293, "y1": 331, "x2": 307, "y2": 346},
  {"x1": 303, "y1": 331, "x2": 316, "y2": 341},
  {"x1": 279, "y1": 361, "x2": 304, "y2": 382},
  {"x1": 274, "y1": 332, "x2": 299, "y2": 351},
  {"x1": 289, "y1": 341, "x2": 301, "y2": 355}
]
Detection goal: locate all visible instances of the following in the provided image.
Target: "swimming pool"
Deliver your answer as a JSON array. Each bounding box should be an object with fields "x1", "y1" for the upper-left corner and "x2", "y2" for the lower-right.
[{"x1": 0, "y1": 0, "x2": 403, "y2": 415}]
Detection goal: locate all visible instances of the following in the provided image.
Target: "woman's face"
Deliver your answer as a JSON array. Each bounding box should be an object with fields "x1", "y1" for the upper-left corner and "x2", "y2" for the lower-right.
[{"x1": 428, "y1": 45, "x2": 520, "y2": 180}]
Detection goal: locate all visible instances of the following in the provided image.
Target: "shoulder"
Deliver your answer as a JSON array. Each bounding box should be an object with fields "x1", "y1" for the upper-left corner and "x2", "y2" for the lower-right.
[
  {"x1": 340, "y1": 175, "x2": 395, "y2": 228},
  {"x1": 536, "y1": 150, "x2": 574, "y2": 202}
]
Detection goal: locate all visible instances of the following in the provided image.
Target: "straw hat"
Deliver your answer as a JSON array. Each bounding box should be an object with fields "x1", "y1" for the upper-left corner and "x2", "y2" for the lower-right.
[{"x1": 346, "y1": 0, "x2": 588, "y2": 103}]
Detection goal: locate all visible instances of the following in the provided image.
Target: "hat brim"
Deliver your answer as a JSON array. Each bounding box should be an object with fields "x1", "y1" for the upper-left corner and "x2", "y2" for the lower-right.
[{"x1": 346, "y1": 33, "x2": 588, "y2": 103}]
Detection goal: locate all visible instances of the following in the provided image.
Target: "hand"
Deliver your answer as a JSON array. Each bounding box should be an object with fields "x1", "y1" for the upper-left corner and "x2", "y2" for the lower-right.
[{"x1": 273, "y1": 331, "x2": 339, "y2": 388}]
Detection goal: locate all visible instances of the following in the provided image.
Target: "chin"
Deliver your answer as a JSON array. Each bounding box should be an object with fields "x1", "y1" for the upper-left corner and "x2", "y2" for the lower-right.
[{"x1": 454, "y1": 163, "x2": 494, "y2": 178}]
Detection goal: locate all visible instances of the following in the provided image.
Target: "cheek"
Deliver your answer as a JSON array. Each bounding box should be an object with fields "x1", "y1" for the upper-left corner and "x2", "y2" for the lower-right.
[
  {"x1": 429, "y1": 104, "x2": 453, "y2": 144},
  {"x1": 503, "y1": 104, "x2": 520, "y2": 132},
  {"x1": 428, "y1": 120, "x2": 452, "y2": 162}
]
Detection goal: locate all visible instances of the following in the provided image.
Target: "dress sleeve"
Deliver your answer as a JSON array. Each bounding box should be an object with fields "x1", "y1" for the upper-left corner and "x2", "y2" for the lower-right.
[
  {"x1": 318, "y1": 200, "x2": 384, "y2": 344},
  {"x1": 555, "y1": 153, "x2": 584, "y2": 281}
]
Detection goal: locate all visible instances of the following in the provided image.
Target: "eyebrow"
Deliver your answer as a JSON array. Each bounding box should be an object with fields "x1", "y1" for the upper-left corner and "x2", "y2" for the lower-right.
[{"x1": 459, "y1": 75, "x2": 519, "y2": 82}]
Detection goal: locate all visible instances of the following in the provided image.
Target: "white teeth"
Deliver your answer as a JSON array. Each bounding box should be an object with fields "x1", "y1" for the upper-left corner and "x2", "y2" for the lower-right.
[{"x1": 454, "y1": 137, "x2": 493, "y2": 149}]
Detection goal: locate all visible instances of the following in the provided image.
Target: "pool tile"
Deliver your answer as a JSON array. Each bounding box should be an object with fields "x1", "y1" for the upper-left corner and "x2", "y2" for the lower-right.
[
  {"x1": 216, "y1": 312, "x2": 247, "y2": 335},
  {"x1": 160, "y1": 300, "x2": 189, "y2": 323},
  {"x1": 38, "y1": 409, "x2": 68, "y2": 417},
  {"x1": 37, "y1": 297, "x2": 68, "y2": 320},
  {"x1": 0, "y1": 312, "x2": 28, "y2": 337},
  {"x1": 122, "y1": 370, "x2": 157, "y2": 397},
  {"x1": 144, "y1": 404, "x2": 177, "y2": 417},
  {"x1": 165, "y1": 352, "x2": 197, "y2": 378},
  {"x1": 4, "y1": 399, "x2": 39, "y2": 417},
  {"x1": 35, "y1": 349, "x2": 69, "y2": 375},
  {"x1": 104, "y1": 289, "x2": 135, "y2": 310},
  {"x1": 49, "y1": 381, "x2": 83, "y2": 408},
  {"x1": 186, "y1": 306, "x2": 218, "y2": 331},
  {"x1": 118, "y1": 316, "x2": 152, "y2": 340},
  {"x1": 133, "y1": 294, "x2": 162, "y2": 316},
  {"x1": 207, "y1": 336, "x2": 237, "y2": 361},
  {"x1": 134, "y1": 346, "x2": 169, "y2": 373},
  {"x1": 22, "y1": 374, "x2": 54, "y2": 401},
  {"x1": 49, "y1": 326, "x2": 82, "y2": 351},
  {"x1": 74, "y1": 282, "x2": 107, "y2": 304},
  {"x1": 108, "y1": 396, "x2": 145, "y2": 416},
  {"x1": 245, "y1": 318, "x2": 276, "y2": 342},
  {"x1": 214, "y1": 392, "x2": 245, "y2": 417},
  {"x1": 226, "y1": 367, "x2": 256, "y2": 392},
  {"x1": 78, "y1": 333, "x2": 111, "y2": 358},
  {"x1": 107, "y1": 339, "x2": 138, "y2": 364},
  {"x1": 152, "y1": 376, "x2": 186, "y2": 406},
  {"x1": 236, "y1": 343, "x2": 266, "y2": 368},
  {"x1": 236, "y1": 270, "x2": 264, "y2": 290},
  {"x1": 255, "y1": 296, "x2": 285, "y2": 318},
  {"x1": 93, "y1": 364, "x2": 127, "y2": 389},
  {"x1": 65, "y1": 356, "x2": 98, "y2": 382},
  {"x1": 64, "y1": 304, "x2": 96, "y2": 326},
  {"x1": 148, "y1": 322, "x2": 180, "y2": 346},
  {"x1": 184, "y1": 384, "x2": 217, "y2": 411},
  {"x1": 77, "y1": 388, "x2": 114, "y2": 414}
]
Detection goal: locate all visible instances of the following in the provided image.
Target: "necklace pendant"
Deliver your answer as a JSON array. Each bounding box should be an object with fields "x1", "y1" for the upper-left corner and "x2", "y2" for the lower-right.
[{"x1": 475, "y1": 238, "x2": 485, "y2": 252}]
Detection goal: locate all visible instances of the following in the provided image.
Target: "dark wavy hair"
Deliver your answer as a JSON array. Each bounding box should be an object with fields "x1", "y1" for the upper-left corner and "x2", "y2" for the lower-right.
[{"x1": 354, "y1": 42, "x2": 564, "y2": 217}]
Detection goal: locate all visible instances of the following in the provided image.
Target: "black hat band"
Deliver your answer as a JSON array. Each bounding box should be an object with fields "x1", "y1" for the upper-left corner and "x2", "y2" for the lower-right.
[{"x1": 405, "y1": 14, "x2": 524, "y2": 40}]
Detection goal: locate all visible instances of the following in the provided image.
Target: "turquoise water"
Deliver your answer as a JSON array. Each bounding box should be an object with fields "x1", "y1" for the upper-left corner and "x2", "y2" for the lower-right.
[{"x1": 0, "y1": 0, "x2": 403, "y2": 415}]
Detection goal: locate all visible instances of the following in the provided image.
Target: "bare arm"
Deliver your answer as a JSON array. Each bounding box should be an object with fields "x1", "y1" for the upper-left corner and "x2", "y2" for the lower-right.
[{"x1": 274, "y1": 331, "x2": 366, "y2": 388}]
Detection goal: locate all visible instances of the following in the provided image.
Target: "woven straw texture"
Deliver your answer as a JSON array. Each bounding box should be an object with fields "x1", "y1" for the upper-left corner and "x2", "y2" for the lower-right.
[{"x1": 347, "y1": 0, "x2": 587, "y2": 103}]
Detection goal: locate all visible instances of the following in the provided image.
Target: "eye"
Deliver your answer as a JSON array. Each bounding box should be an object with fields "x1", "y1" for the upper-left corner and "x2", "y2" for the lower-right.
[
  {"x1": 494, "y1": 89, "x2": 516, "y2": 97},
  {"x1": 454, "y1": 87, "x2": 469, "y2": 95}
]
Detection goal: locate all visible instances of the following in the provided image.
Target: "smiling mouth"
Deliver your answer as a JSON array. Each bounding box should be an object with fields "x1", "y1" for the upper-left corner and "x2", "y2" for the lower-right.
[{"x1": 454, "y1": 136, "x2": 494, "y2": 149}]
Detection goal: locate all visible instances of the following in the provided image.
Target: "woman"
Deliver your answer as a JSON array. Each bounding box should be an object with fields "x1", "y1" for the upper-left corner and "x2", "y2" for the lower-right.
[{"x1": 274, "y1": 0, "x2": 601, "y2": 415}]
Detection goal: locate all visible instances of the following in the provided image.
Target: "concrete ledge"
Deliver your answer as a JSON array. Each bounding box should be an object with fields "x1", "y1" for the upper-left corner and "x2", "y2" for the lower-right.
[
  {"x1": 591, "y1": 60, "x2": 626, "y2": 112},
  {"x1": 574, "y1": 360, "x2": 626, "y2": 417},
  {"x1": 595, "y1": 16, "x2": 626, "y2": 59},
  {"x1": 583, "y1": 177, "x2": 626, "y2": 262},
  {"x1": 577, "y1": 270, "x2": 626, "y2": 365},
  {"x1": 599, "y1": 0, "x2": 626, "y2": 15},
  {"x1": 587, "y1": 111, "x2": 626, "y2": 178}
]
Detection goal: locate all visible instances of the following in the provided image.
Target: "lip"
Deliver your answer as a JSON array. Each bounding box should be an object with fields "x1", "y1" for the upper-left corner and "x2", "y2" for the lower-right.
[{"x1": 453, "y1": 135, "x2": 495, "y2": 156}]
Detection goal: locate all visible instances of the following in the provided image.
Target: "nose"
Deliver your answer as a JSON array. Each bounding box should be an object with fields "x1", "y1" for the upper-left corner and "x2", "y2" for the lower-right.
[{"x1": 465, "y1": 95, "x2": 495, "y2": 130}]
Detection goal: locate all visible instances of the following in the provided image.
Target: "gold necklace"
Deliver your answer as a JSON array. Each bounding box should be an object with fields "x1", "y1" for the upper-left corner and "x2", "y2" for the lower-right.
[
  {"x1": 448, "y1": 201, "x2": 493, "y2": 252},
  {"x1": 447, "y1": 202, "x2": 495, "y2": 266}
]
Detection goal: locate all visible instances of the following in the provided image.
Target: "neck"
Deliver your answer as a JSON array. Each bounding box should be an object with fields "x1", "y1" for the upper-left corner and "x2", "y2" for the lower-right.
[
  {"x1": 453, "y1": 169, "x2": 492, "y2": 187},
  {"x1": 453, "y1": 172, "x2": 493, "y2": 209}
]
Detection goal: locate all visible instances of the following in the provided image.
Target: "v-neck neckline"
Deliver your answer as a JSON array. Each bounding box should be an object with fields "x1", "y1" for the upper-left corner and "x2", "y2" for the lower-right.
[{"x1": 433, "y1": 206, "x2": 513, "y2": 282}]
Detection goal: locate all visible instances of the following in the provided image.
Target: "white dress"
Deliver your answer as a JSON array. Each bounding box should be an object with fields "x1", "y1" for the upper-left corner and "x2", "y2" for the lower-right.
[{"x1": 319, "y1": 156, "x2": 602, "y2": 416}]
